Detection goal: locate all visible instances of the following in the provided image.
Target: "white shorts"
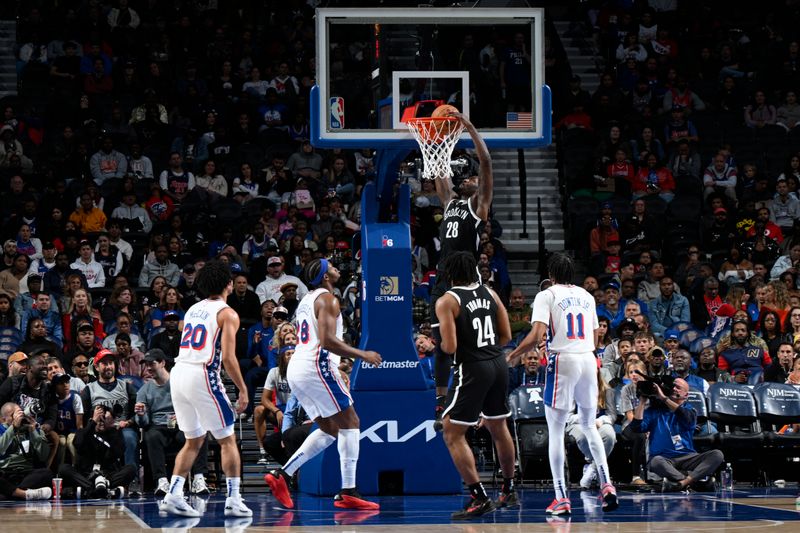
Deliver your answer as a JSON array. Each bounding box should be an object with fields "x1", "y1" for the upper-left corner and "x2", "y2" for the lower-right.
[
  {"x1": 543, "y1": 351, "x2": 599, "y2": 412},
  {"x1": 287, "y1": 349, "x2": 352, "y2": 421},
  {"x1": 170, "y1": 361, "x2": 236, "y2": 440}
]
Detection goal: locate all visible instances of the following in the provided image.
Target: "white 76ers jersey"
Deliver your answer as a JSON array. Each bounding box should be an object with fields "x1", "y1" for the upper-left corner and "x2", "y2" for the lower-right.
[
  {"x1": 293, "y1": 288, "x2": 343, "y2": 364},
  {"x1": 176, "y1": 298, "x2": 229, "y2": 367},
  {"x1": 531, "y1": 284, "x2": 598, "y2": 354}
]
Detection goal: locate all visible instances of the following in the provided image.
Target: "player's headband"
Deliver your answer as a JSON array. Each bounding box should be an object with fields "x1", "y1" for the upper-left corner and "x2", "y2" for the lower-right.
[{"x1": 311, "y1": 258, "x2": 329, "y2": 286}]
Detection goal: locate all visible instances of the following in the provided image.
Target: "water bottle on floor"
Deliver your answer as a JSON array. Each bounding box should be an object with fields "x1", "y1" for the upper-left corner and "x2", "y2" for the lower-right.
[{"x1": 721, "y1": 463, "x2": 733, "y2": 491}]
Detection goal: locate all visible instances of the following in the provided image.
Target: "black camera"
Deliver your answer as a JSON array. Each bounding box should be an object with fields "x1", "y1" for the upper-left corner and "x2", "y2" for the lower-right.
[
  {"x1": 635, "y1": 371, "x2": 676, "y2": 399},
  {"x1": 23, "y1": 401, "x2": 43, "y2": 419},
  {"x1": 99, "y1": 402, "x2": 125, "y2": 419}
]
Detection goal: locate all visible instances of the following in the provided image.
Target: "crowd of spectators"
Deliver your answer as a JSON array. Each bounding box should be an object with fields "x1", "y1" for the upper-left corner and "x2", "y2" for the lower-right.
[{"x1": 0, "y1": 0, "x2": 528, "y2": 499}]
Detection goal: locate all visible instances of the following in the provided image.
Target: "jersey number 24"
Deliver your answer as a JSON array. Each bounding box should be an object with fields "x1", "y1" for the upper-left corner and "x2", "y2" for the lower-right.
[{"x1": 472, "y1": 316, "x2": 496, "y2": 347}]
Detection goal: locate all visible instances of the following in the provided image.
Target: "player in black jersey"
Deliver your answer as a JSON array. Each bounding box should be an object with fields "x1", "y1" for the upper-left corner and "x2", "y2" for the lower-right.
[
  {"x1": 435, "y1": 252, "x2": 517, "y2": 520},
  {"x1": 431, "y1": 113, "x2": 494, "y2": 421}
]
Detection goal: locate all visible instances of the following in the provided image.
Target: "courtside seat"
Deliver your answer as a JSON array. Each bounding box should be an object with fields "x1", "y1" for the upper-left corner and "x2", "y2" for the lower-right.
[
  {"x1": 509, "y1": 385, "x2": 549, "y2": 482},
  {"x1": 753, "y1": 383, "x2": 800, "y2": 447},
  {"x1": 686, "y1": 390, "x2": 716, "y2": 452},
  {"x1": 707, "y1": 383, "x2": 763, "y2": 450}
]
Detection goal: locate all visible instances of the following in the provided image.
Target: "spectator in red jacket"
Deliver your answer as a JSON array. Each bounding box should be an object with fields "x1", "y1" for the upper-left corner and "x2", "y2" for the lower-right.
[{"x1": 630, "y1": 153, "x2": 675, "y2": 203}]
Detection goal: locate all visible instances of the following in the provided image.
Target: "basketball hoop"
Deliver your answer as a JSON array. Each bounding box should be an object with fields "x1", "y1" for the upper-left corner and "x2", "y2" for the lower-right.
[{"x1": 406, "y1": 117, "x2": 465, "y2": 180}]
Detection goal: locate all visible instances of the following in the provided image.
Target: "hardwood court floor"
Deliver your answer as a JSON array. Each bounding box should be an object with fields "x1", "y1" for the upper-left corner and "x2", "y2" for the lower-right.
[{"x1": 0, "y1": 487, "x2": 797, "y2": 532}]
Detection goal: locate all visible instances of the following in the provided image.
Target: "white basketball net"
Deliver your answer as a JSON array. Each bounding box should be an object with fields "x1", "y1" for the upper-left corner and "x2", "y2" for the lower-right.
[{"x1": 406, "y1": 117, "x2": 465, "y2": 180}]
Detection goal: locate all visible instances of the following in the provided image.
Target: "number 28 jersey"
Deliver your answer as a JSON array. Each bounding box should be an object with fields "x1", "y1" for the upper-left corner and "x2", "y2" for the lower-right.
[
  {"x1": 293, "y1": 288, "x2": 343, "y2": 365},
  {"x1": 437, "y1": 198, "x2": 485, "y2": 269},
  {"x1": 531, "y1": 284, "x2": 598, "y2": 354}
]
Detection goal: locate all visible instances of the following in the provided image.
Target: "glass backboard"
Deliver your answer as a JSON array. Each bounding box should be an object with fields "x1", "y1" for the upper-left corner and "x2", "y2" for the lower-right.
[{"x1": 312, "y1": 7, "x2": 550, "y2": 149}]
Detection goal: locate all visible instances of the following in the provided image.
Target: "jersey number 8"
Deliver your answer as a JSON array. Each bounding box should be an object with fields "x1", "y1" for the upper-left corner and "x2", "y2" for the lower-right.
[{"x1": 300, "y1": 320, "x2": 310, "y2": 344}]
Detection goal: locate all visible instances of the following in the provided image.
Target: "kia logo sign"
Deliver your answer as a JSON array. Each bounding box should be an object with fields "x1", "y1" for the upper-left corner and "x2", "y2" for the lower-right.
[{"x1": 360, "y1": 420, "x2": 437, "y2": 443}]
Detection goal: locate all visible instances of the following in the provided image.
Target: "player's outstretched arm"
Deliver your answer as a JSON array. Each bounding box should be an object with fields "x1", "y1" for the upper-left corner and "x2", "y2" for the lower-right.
[
  {"x1": 488, "y1": 287, "x2": 512, "y2": 347},
  {"x1": 434, "y1": 168, "x2": 457, "y2": 207},
  {"x1": 435, "y1": 294, "x2": 459, "y2": 355},
  {"x1": 454, "y1": 113, "x2": 493, "y2": 221},
  {"x1": 220, "y1": 307, "x2": 248, "y2": 413},
  {"x1": 316, "y1": 293, "x2": 382, "y2": 366},
  {"x1": 507, "y1": 322, "x2": 546, "y2": 367}
]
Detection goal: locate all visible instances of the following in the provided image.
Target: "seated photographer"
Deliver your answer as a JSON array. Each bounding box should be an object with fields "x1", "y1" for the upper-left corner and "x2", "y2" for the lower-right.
[
  {"x1": 134, "y1": 349, "x2": 209, "y2": 497},
  {"x1": 0, "y1": 402, "x2": 53, "y2": 500},
  {"x1": 58, "y1": 405, "x2": 137, "y2": 498},
  {"x1": 0, "y1": 353, "x2": 60, "y2": 469},
  {"x1": 80, "y1": 349, "x2": 139, "y2": 485},
  {"x1": 718, "y1": 319, "x2": 772, "y2": 383},
  {"x1": 629, "y1": 376, "x2": 724, "y2": 491}
]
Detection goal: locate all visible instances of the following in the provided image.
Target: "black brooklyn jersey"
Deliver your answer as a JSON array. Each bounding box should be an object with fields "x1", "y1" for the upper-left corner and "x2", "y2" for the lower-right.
[
  {"x1": 447, "y1": 283, "x2": 503, "y2": 364},
  {"x1": 437, "y1": 198, "x2": 485, "y2": 268}
]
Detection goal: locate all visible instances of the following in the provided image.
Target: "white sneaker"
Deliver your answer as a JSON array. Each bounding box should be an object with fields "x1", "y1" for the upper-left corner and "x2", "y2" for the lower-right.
[
  {"x1": 161, "y1": 493, "x2": 201, "y2": 517},
  {"x1": 191, "y1": 475, "x2": 210, "y2": 495},
  {"x1": 257, "y1": 453, "x2": 268, "y2": 466},
  {"x1": 224, "y1": 496, "x2": 253, "y2": 517},
  {"x1": 155, "y1": 477, "x2": 170, "y2": 497},
  {"x1": 225, "y1": 516, "x2": 253, "y2": 533},
  {"x1": 580, "y1": 462, "x2": 598, "y2": 489},
  {"x1": 25, "y1": 487, "x2": 52, "y2": 500}
]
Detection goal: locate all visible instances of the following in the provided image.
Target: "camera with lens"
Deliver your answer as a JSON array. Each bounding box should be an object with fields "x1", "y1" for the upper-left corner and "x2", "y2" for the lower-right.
[
  {"x1": 635, "y1": 371, "x2": 676, "y2": 399},
  {"x1": 99, "y1": 402, "x2": 125, "y2": 419},
  {"x1": 23, "y1": 401, "x2": 43, "y2": 419}
]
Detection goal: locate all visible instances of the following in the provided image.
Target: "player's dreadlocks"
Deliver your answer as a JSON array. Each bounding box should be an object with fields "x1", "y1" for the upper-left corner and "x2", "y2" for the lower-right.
[
  {"x1": 547, "y1": 252, "x2": 575, "y2": 285},
  {"x1": 441, "y1": 251, "x2": 479, "y2": 286},
  {"x1": 195, "y1": 259, "x2": 233, "y2": 298}
]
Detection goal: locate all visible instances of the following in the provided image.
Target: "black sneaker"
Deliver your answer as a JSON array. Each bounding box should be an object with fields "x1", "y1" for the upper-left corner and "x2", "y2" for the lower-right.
[
  {"x1": 496, "y1": 490, "x2": 519, "y2": 508},
  {"x1": 451, "y1": 497, "x2": 496, "y2": 520}
]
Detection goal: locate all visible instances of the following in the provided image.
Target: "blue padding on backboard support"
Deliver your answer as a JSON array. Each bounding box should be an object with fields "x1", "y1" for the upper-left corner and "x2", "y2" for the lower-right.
[
  {"x1": 299, "y1": 181, "x2": 461, "y2": 495},
  {"x1": 311, "y1": 84, "x2": 552, "y2": 149}
]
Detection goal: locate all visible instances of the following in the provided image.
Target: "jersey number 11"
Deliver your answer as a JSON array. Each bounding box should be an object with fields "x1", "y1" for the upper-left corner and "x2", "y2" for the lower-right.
[{"x1": 565, "y1": 312, "x2": 585, "y2": 339}]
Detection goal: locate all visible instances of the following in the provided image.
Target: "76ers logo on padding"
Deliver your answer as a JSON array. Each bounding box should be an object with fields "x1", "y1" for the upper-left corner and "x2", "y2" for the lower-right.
[{"x1": 381, "y1": 235, "x2": 393, "y2": 247}]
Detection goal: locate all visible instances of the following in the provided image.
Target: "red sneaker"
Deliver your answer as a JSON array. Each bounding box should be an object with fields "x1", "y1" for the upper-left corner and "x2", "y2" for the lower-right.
[
  {"x1": 334, "y1": 489, "x2": 380, "y2": 510},
  {"x1": 264, "y1": 470, "x2": 294, "y2": 509}
]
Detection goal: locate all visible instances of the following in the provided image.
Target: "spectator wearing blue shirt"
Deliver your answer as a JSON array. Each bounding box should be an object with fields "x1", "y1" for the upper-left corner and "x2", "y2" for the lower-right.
[
  {"x1": 20, "y1": 291, "x2": 63, "y2": 347},
  {"x1": 630, "y1": 378, "x2": 724, "y2": 491},
  {"x1": 648, "y1": 276, "x2": 691, "y2": 338},
  {"x1": 508, "y1": 350, "x2": 545, "y2": 390},
  {"x1": 597, "y1": 281, "x2": 625, "y2": 327},
  {"x1": 671, "y1": 350, "x2": 709, "y2": 393}
]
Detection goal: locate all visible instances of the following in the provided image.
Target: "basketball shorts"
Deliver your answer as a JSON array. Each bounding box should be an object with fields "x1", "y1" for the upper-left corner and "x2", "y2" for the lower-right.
[
  {"x1": 443, "y1": 356, "x2": 511, "y2": 425},
  {"x1": 170, "y1": 361, "x2": 236, "y2": 440},
  {"x1": 543, "y1": 351, "x2": 598, "y2": 412},
  {"x1": 287, "y1": 349, "x2": 352, "y2": 421}
]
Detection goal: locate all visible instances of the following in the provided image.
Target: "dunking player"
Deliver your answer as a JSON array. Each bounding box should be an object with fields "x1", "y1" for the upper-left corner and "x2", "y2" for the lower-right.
[
  {"x1": 436, "y1": 252, "x2": 517, "y2": 519},
  {"x1": 431, "y1": 113, "x2": 493, "y2": 422},
  {"x1": 160, "y1": 260, "x2": 251, "y2": 517},
  {"x1": 265, "y1": 258, "x2": 382, "y2": 510},
  {"x1": 508, "y1": 253, "x2": 619, "y2": 515}
]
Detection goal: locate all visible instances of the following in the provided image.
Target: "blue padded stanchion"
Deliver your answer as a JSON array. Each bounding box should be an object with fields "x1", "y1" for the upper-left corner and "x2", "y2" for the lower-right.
[{"x1": 299, "y1": 181, "x2": 461, "y2": 495}]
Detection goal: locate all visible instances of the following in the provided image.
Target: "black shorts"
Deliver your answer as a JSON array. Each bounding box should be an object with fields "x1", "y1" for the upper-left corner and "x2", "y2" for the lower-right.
[{"x1": 442, "y1": 356, "x2": 511, "y2": 425}]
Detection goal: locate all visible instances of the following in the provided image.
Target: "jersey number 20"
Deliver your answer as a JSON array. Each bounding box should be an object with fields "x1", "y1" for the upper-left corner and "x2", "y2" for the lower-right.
[
  {"x1": 565, "y1": 312, "x2": 585, "y2": 339},
  {"x1": 472, "y1": 316, "x2": 496, "y2": 347},
  {"x1": 180, "y1": 323, "x2": 207, "y2": 349}
]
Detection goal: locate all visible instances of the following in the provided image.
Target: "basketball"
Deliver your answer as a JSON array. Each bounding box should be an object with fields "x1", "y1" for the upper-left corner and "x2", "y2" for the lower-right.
[{"x1": 431, "y1": 104, "x2": 459, "y2": 118}]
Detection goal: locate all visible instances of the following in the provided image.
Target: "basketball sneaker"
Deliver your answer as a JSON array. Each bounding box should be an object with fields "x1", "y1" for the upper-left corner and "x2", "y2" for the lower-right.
[
  {"x1": 334, "y1": 488, "x2": 380, "y2": 510},
  {"x1": 580, "y1": 463, "x2": 597, "y2": 489},
  {"x1": 600, "y1": 482, "x2": 619, "y2": 512},
  {"x1": 225, "y1": 495, "x2": 253, "y2": 517},
  {"x1": 155, "y1": 477, "x2": 170, "y2": 497},
  {"x1": 160, "y1": 493, "x2": 201, "y2": 517},
  {"x1": 25, "y1": 487, "x2": 52, "y2": 501},
  {"x1": 451, "y1": 496, "x2": 496, "y2": 520},
  {"x1": 496, "y1": 490, "x2": 519, "y2": 508},
  {"x1": 545, "y1": 498, "x2": 571, "y2": 515},
  {"x1": 265, "y1": 469, "x2": 294, "y2": 509},
  {"x1": 191, "y1": 475, "x2": 210, "y2": 495}
]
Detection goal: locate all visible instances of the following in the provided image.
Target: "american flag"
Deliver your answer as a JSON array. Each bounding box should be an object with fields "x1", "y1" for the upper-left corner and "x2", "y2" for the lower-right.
[{"x1": 506, "y1": 112, "x2": 533, "y2": 129}]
